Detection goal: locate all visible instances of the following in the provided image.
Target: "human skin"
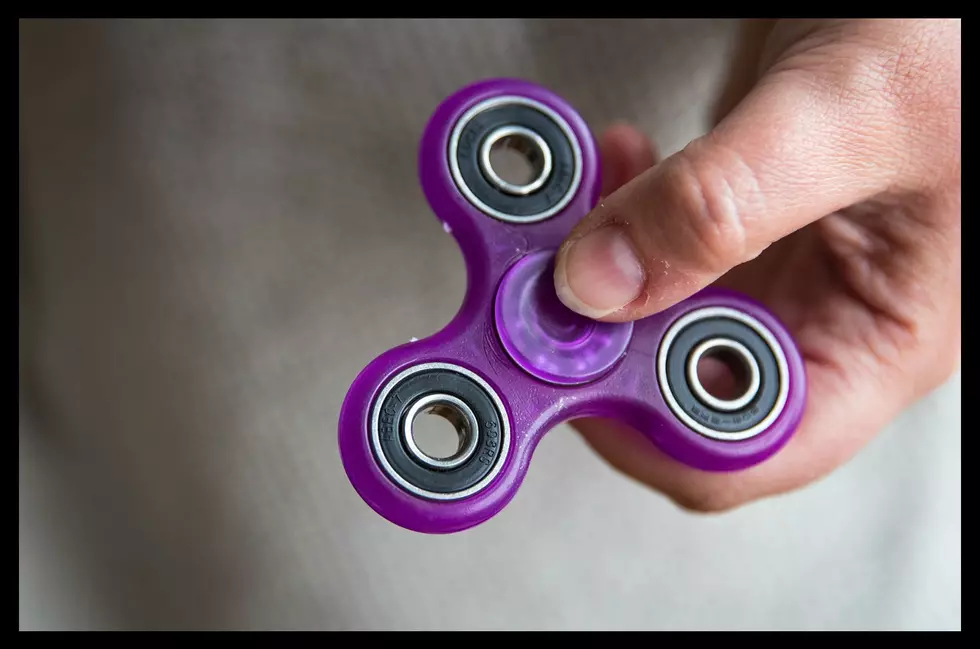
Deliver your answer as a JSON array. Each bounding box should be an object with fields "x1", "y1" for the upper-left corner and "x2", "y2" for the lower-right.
[{"x1": 554, "y1": 19, "x2": 961, "y2": 512}]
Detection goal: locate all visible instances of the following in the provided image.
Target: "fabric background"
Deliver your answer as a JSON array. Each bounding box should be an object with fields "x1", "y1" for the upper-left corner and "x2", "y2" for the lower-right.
[{"x1": 18, "y1": 19, "x2": 961, "y2": 630}]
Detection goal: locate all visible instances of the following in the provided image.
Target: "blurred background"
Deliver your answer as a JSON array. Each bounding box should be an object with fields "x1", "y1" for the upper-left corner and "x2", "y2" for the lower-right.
[{"x1": 19, "y1": 19, "x2": 961, "y2": 630}]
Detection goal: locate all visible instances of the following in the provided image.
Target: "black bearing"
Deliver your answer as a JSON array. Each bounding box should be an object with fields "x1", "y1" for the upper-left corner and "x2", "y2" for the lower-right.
[
  {"x1": 665, "y1": 317, "x2": 781, "y2": 434},
  {"x1": 453, "y1": 102, "x2": 577, "y2": 221},
  {"x1": 374, "y1": 367, "x2": 506, "y2": 496}
]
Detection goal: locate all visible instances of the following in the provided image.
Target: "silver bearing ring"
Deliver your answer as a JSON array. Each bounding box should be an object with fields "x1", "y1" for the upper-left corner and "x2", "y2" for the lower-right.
[
  {"x1": 448, "y1": 95, "x2": 583, "y2": 224},
  {"x1": 657, "y1": 307, "x2": 791, "y2": 441},
  {"x1": 370, "y1": 362, "x2": 512, "y2": 500}
]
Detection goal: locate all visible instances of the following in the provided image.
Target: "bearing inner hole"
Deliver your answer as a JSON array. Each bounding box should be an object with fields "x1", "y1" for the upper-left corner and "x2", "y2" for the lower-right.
[
  {"x1": 402, "y1": 393, "x2": 482, "y2": 471},
  {"x1": 489, "y1": 136, "x2": 541, "y2": 186},
  {"x1": 480, "y1": 125, "x2": 553, "y2": 196},
  {"x1": 697, "y1": 349, "x2": 751, "y2": 402},
  {"x1": 412, "y1": 404, "x2": 469, "y2": 459},
  {"x1": 686, "y1": 337, "x2": 762, "y2": 412}
]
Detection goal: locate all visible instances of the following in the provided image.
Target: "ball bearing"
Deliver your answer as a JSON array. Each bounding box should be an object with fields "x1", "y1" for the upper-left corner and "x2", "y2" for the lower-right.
[
  {"x1": 370, "y1": 362, "x2": 511, "y2": 500},
  {"x1": 657, "y1": 307, "x2": 791, "y2": 441},
  {"x1": 448, "y1": 95, "x2": 582, "y2": 224}
]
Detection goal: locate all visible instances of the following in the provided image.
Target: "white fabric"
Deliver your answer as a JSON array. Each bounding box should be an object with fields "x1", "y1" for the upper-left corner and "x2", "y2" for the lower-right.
[{"x1": 19, "y1": 19, "x2": 961, "y2": 630}]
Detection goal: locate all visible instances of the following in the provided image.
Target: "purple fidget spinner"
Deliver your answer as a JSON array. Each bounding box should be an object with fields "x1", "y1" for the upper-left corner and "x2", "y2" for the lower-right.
[{"x1": 338, "y1": 79, "x2": 807, "y2": 534}]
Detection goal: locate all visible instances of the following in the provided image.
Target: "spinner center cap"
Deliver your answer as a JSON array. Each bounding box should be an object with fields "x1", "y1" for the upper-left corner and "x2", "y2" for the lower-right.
[{"x1": 494, "y1": 250, "x2": 634, "y2": 386}]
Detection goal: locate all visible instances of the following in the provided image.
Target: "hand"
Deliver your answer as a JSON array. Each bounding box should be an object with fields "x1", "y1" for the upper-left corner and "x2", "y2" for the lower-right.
[{"x1": 554, "y1": 19, "x2": 961, "y2": 512}]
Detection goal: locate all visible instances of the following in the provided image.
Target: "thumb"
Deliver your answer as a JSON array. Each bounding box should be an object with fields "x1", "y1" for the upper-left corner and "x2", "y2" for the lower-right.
[{"x1": 554, "y1": 66, "x2": 904, "y2": 321}]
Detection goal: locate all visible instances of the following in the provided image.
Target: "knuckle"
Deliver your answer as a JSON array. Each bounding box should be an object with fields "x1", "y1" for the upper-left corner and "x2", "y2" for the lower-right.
[
  {"x1": 660, "y1": 143, "x2": 752, "y2": 274},
  {"x1": 934, "y1": 339, "x2": 961, "y2": 386},
  {"x1": 668, "y1": 485, "x2": 743, "y2": 514},
  {"x1": 782, "y1": 20, "x2": 959, "y2": 184}
]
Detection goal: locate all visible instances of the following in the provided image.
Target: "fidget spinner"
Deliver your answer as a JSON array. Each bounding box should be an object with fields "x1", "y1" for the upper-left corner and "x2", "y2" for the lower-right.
[{"x1": 338, "y1": 79, "x2": 807, "y2": 534}]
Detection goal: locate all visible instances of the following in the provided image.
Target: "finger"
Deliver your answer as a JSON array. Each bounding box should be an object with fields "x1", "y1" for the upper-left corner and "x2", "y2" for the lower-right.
[
  {"x1": 598, "y1": 123, "x2": 660, "y2": 197},
  {"x1": 554, "y1": 67, "x2": 907, "y2": 322}
]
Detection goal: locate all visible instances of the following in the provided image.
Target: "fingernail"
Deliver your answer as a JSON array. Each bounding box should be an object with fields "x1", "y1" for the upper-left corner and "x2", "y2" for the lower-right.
[{"x1": 555, "y1": 226, "x2": 645, "y2": 319}]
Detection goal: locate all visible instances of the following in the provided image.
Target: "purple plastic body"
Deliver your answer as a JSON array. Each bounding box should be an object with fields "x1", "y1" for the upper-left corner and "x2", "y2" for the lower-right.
[{"x1": 338, "y1": 79, "x2": 807, "y2": 534}]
